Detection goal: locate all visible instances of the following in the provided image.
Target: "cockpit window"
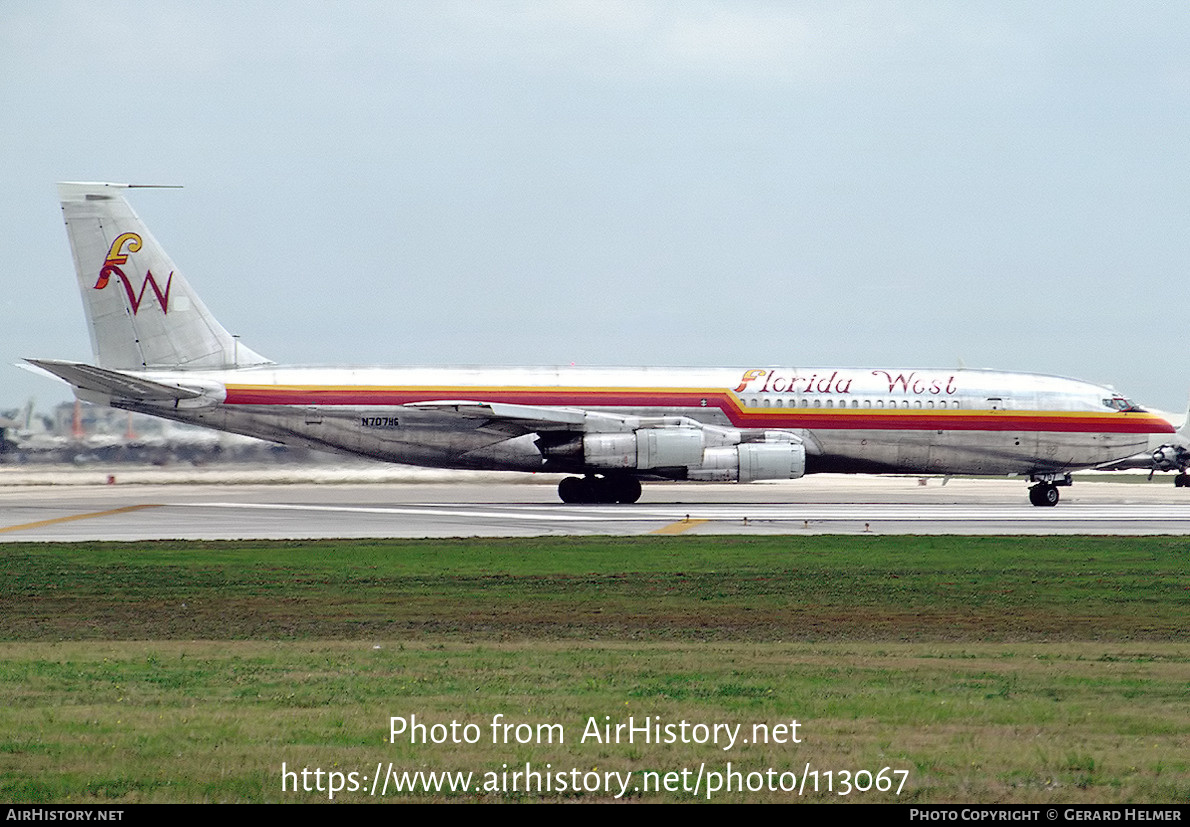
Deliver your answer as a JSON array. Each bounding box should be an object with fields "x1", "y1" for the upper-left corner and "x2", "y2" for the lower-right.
[{"x1": 1102, "y1": 397, "x2": 1145, "y2": 412}]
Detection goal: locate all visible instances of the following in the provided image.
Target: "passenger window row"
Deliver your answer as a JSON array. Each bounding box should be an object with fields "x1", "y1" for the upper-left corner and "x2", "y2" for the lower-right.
[{"x1": 743, "y1": 398, "x2": 961, "y2": 409}]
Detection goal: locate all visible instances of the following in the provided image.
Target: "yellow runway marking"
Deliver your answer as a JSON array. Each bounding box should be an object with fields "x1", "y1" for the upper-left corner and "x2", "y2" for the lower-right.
[
  {"x1": 650, "y1": 518, "x2": 709, "y2": 535},
  {"x1": 0, "y1": 504, "x2": 163, "y2": 534}
]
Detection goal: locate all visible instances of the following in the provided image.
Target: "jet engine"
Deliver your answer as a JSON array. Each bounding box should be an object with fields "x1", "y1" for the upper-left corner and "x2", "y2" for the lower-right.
[
  {"x1": 582, "y1": 427, "x2": 705, "y2": 469},
  {"x1": 580, "y1": 425, "x2": 806, "y2": 482},
  {"x1": 688, "y1": 440, "x2": 807, "y2": 482}
]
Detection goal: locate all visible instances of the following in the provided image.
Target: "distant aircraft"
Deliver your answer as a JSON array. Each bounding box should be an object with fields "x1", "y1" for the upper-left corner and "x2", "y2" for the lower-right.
[
  {"x1": 0, "y1": 398, "x2": 34, "y2": 435},
  {"x1": 1096, "y1": 406, "x2": 1190, "y2": 481},
  {"x1": 27, "y1": 182, "x2": 1179, "y2": 506},
  {"x1": 0, "y1": 398, "x2": 34, "y2": 455}
]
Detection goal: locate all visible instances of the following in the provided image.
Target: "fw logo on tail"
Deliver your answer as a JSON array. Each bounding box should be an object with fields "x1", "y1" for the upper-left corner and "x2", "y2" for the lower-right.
[{"x1": 94, "y1": 231, "x2": 173, "y2": 315}]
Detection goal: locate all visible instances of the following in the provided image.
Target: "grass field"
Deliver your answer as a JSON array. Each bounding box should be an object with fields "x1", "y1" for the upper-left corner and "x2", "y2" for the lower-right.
[{"x1": 1, "y1": 536, "x2": 1188, "y2": 802}]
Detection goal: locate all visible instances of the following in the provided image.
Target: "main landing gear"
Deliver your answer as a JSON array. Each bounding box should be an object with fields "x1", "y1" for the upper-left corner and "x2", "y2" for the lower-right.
[
  {"x1": 1028, "y1": 473, "x2": 1071, "y2": 507},
  {"x1": 1028, "y1": 483, "x2": 1060, "y2": 507},
  {"x1": 557, "y1": 474, "x2": 642, "y2": 504}
]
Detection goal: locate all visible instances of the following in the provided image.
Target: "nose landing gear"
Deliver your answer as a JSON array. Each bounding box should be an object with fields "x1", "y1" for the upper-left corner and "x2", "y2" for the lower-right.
[
  {"x1": 1028, "y1": 473, "x2": 1071, "y2": 507},
  {"x1": 1028, "y1": 482, "x2": 1060, "y2": 507}
]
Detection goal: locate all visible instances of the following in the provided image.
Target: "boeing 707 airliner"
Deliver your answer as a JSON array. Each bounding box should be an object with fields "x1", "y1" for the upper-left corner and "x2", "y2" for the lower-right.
[{"x1": 27, "y1": 182, "x2": 1184, "y2": 506}]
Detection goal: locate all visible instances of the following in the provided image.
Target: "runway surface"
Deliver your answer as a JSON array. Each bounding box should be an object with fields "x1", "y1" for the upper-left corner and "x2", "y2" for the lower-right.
[{"x1": 3, "y1": 471, "x2": 1190, "y2": 540}]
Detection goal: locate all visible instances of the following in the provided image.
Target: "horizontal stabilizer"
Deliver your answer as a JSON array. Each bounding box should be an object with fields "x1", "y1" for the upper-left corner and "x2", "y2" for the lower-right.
[{"x1": 25, "y1": 359, "x2": 205, "y2": 401}]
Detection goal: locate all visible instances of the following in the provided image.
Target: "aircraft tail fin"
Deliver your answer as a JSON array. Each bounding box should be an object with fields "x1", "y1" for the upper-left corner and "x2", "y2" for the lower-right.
[
  {"x1": 57, "y1": 182, "x2": 271, "y2": 371},
  {"x1": 17, "y1": 398, "x2": 33, "y2": 431},
  {"x1": 1176, "y1": 398, "x2": 1190, "y2": 438}
]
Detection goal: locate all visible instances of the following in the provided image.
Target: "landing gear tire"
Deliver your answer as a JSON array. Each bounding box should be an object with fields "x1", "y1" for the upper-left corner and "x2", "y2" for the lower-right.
[
  {"x1": 1176, "y1": 474, "x2": 1189, "y2": 488},
  {"x1": 557, "y1": 475, "x2": 642, "y2": 504},
  {"x1": 609, "y1": 475, "x2": 642, "y2": 504},
  {"x1": 1029, "y1": 483, "x2": 1059, "y2": 507},
  {"x1": 558, "y1": 476, "x2": 591, "y2": 504}
]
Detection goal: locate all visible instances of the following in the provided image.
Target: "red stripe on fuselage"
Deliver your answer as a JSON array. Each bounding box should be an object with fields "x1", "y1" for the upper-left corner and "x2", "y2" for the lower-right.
[{"x1": 221, "y1": 385, "x2": 1173, "y2": 435}]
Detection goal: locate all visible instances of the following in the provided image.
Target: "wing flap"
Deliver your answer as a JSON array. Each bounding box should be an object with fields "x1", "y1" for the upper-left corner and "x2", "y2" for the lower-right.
[{"x1": 404, "y1": 400, "x2": 587, "y2": 427}]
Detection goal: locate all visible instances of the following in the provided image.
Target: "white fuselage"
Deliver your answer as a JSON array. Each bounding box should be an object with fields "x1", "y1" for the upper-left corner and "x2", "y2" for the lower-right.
[{"x1": 97, "y1": 363, "x2": 1172, "y2": 478}]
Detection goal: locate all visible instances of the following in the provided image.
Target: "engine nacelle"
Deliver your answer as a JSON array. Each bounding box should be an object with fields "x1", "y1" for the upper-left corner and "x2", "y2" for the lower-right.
[
  {"x1": 688, "y1": 441, "x2": 807, "y2": 483},
  {"x1": 583, "y1": 427, "x2": 705, "y2": 469},
  {"x1": 1152, "y1": 445, "x2": 1187, "y2": 471}
]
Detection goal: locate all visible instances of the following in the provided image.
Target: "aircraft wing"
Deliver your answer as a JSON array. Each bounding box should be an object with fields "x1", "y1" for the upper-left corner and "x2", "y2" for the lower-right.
[
  {"x1": 404, "y1": 400, "x2": 587, "y2": 429},
  {"x1": 402, "y1": 400, "x2": 742, "y2": 436}
]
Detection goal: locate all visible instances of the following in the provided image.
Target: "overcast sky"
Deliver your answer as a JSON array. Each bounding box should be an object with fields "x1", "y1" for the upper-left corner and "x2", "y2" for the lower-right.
[{"x1": 3, "y1": 1, "x2": 1189, "y2": 413}]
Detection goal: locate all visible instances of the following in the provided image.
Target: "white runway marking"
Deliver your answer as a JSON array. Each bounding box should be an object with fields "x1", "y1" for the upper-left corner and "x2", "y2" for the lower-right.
[
  {"x1": 184, "y1": 502, "x2": 609, "y2": 522},
  {"x1": 180, "y1": 501, "x2": 1190, "y2": 527}
]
